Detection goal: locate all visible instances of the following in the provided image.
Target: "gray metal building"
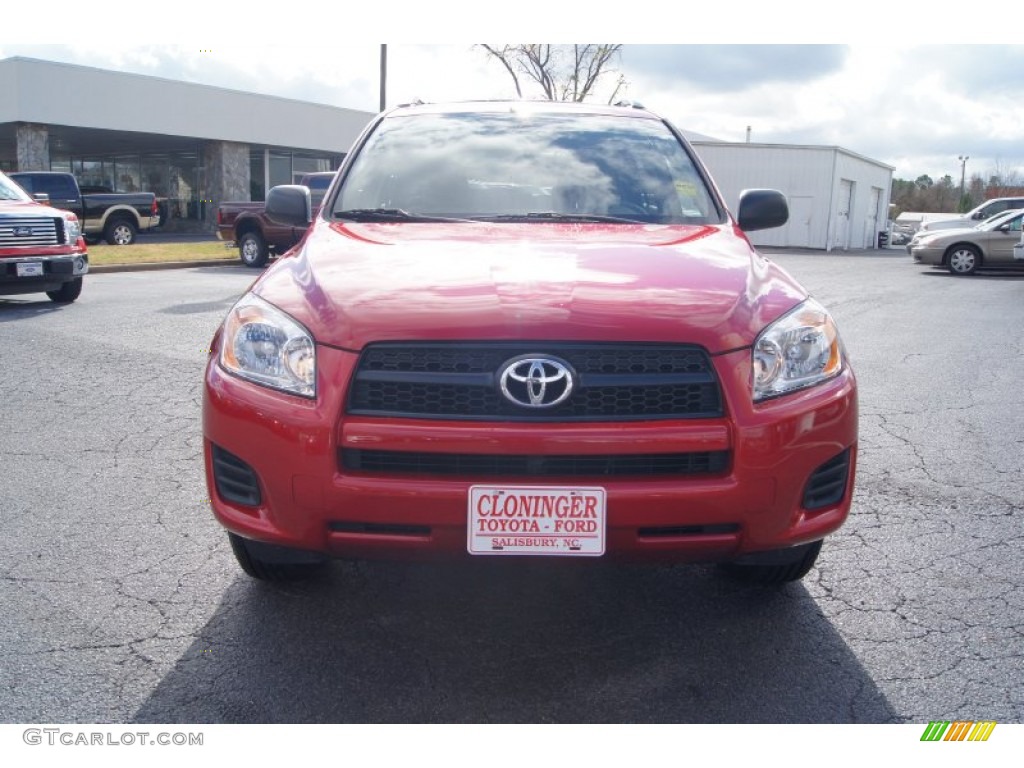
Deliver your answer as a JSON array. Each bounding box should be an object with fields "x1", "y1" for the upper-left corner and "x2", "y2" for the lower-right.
[{"x1": 692, "y1": 141, "x2": 894, "y2": 251}]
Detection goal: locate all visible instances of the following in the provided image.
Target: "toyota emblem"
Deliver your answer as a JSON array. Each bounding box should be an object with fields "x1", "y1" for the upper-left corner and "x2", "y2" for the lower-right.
[{"x1": 498, "y1": 355, "x2": 575, "y2": 408}]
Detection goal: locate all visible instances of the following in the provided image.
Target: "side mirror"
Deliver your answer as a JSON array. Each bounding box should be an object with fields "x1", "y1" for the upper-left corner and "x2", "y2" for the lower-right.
[
  {"x1": 737, "y1": 189, "x2": 788, "y2": 232},
  {"x1": 265, "y1": 185, "x2": 311, "y2": 227},
  {"x1": 33, "y1": 192, "x2": 50, "y2": 203}
]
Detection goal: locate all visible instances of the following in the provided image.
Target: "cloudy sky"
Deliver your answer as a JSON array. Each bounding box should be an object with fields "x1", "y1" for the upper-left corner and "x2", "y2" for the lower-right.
[{"x1": 3, "y1": 12, "x2": 1021, "y2": 185}]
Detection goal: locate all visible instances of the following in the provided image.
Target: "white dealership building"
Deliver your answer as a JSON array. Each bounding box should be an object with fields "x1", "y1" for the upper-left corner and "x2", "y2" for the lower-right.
[
  {"x1": 1, "y1": 56, "x2": 893, "y2": 247},
  {"x1": 0, "y1": 56, "x2": 373, "y2": 230}
]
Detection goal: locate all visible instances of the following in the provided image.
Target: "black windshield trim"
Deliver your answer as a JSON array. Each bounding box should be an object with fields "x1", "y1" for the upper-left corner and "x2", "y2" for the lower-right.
[
  {"x1": 334, "y1": 208, "x2": 475, "y2": 223},
  {"x1": 467, "y1": 212, "x2": 648, "y2": 224}
]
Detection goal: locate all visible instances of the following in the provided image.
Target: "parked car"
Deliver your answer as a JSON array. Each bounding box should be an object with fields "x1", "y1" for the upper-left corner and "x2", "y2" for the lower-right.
[
  {"x1": 910, "y1": 208, "x2": 1024, "y2": 274},
  {"x1": 889, "y1": 223, "x2": 915, "y2": 246},
  {"x1": 216, "y1": 171, "x2": 336, "y2": 267},
  {"x1": 905, "y1": 209, "x2": 1021, "y2": 254},
  {"x1": 0, "y1": 170, "x2": 88, "y2": 303},
  {"x1": 916, "y1": 197, "x2": 1024, "y2": 234},
  {"x1": 9, "y1": 171, "x2": 160, "y2": 245},
  {"x1": 203, "y1": 101, "x2": 858, "y2": 585}
]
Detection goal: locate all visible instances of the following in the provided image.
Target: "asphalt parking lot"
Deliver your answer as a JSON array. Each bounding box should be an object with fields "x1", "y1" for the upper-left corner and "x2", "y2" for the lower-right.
[{"x1": 0, "y1": 250, "x2": 1021, "y2": 724}]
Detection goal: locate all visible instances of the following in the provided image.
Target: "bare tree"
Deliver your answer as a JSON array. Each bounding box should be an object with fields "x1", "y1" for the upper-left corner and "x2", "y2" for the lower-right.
[
  {"x1": 479, "y1": 44, "x2": 625, "y2": 103},
  {"x1": 892, "y1": 166, "x2": 1024, "y2": 215},
  {"x1": 984, "y1": 158, "x2": 1024, "y2": 198}
]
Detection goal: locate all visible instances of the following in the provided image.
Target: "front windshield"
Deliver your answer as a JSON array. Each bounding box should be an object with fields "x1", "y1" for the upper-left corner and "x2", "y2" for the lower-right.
[
  {"x1": 0, "y1": 172, "x2": 32, "y2": 202},
  {"x1": 996, "y1": 212, "x2": 1024, "y2": 232},
  {"x1": 334, "y1": 111, "x2": 722, "y2": 225},
  {"x1": 979, "y1": 210, "x2": 1022, "y2": 230}
]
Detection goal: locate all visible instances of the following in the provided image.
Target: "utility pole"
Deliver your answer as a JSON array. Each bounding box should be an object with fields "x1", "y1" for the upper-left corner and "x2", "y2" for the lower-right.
[
  {"x1": 380, "y1": 44, "x2": 387, "y2": 112},
  {"x1": 958, "y1": 155, "x2": 969, "y2": 211}
]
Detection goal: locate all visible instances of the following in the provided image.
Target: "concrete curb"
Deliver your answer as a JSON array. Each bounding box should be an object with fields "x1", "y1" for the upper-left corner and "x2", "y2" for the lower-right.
[{"x1": 89, "y1": 259, "x2": 241, "y2": 274}]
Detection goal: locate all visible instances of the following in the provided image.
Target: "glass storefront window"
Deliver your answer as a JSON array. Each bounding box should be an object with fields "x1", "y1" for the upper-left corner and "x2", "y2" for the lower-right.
[
  {"x1": 113, "y1": 155, "x2": 142, "y2": 193},
  {"x1": 42, "y1": 145, "x2": 337, "y2": 221},
  {"x1": 76, "y1": 159, "x2": 109, "y2": 189},
  {"x1": 250, "y1": 150, "x2": 265, "y2": 201},
  {"x1": 292, "y1": 154, "x2": 332, "y2": 181},
  {"x1": 269, "y1": 151, "x2": 291, "y2": 189},
  {"x1": 142, "y1": 156, "x2": 170, "y2": 198},
  {"x1": 142, "y1": 155, "x2": 171, "y2": 226},
  {"x1": 169, "y1": 151, "x2": 200, "y2": 221}
]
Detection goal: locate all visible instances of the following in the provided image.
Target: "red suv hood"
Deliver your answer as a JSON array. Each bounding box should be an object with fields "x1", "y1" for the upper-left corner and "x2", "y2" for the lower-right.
[{"x1": 253, "y1": 220, "x2": 806, "y2": 354}]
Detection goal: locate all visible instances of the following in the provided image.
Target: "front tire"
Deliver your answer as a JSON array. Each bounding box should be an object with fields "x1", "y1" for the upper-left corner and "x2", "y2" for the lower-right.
[
  {"x1": 946, "y1": 245, "x2": 980, "y2": 275},
  {"x1": 46, "y1": 277, "x2": 83, "y2": 304},
  {"x1": 719, "y1": 540, "x2": 823, "y2": 585},
  {"x1": 238, "y1": 231, "x2": 270, "y2": 268},
  {"x1": 227, "y1": 532, "x2": 327, "y2": 582},
  {"x1": 104, "y1": 218, "x2": 137, "y2": 245}
]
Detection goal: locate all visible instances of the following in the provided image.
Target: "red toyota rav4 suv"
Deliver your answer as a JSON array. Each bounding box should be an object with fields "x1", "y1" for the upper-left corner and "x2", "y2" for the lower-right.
[{"x1": 203, "y1": 101, "x2": 857, "y2": 584}]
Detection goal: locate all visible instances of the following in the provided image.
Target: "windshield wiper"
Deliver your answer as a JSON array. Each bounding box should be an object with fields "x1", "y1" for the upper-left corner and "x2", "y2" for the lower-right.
[
  {"x1": 334, "y1": 208, "x2": 471, "y2": 223},
  {"x1": 470, "y1": 212, "x2": 646, "y2": 224}
]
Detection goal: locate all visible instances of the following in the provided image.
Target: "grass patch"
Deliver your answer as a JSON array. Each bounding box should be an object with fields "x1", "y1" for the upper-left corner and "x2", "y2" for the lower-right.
[{"x1": 88, "y1": 241, "x2": 236, "y2": 266}]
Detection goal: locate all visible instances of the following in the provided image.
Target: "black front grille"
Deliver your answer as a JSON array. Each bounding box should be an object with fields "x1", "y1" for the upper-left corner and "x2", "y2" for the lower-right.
[
  {"x1": 637, "y1": 523, "x2": 740, "y2": 537},
  {"x1": 212, "y1": 445, "x2": 262, "y2": 507},
  {"x1": 802, "y1": 448, "x2": 851, "y2": 510},
  {"x1": 341, "y1": 448, "x2": 730, "y2": 478},
  {"x1": 347, "y1": 342, "x2": 723, "y2": 421},
  {"x1": 328, "y1": 521, "x2": 432, "y2": 536}
]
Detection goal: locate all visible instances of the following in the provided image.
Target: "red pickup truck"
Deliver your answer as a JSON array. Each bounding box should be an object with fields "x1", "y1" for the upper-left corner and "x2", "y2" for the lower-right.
[
  {"x1": 216, "y1": 172, "x2": 335, "y2": 267},
  {"x1": 1, "y1": 170, "x2": 88, "y2": 303}
]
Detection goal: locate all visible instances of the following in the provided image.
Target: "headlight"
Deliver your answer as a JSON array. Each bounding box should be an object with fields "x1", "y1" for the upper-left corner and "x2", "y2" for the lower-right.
[
  {"x1": 219, "y1": 294, "x2": 316, "y2": 398},
  {"x1": 63, "y1": 213, "x2": 82, "y2": 243},
  {"x1": 753, "y1": 298, "x2": 845, "y2": 402}
]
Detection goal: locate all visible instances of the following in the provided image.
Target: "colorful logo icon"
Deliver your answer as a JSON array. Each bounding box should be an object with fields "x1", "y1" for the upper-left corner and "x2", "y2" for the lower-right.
[{"x1": 921, "y1": 721, "x2": 996, "y2": 742}]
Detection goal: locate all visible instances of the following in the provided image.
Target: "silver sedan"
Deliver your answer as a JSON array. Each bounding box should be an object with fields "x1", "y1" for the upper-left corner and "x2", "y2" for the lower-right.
[{"x1": 910, "y1": 209, "x2": 1024, "y2": 275}]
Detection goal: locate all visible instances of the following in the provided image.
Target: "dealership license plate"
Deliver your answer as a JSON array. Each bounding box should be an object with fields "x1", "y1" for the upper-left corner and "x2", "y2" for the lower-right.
[
  {"x1": 16, "y1": 262, "x2": 44, "y2": 277},
  {"x1": 468, "y1": 485, "x2": 606, "y2": 556}
]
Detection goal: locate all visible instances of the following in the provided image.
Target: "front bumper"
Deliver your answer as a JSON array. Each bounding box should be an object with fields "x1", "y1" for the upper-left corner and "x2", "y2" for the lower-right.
[
  {"x1": 203, "y1": 345, "x2": 858, "y2": 563},
  {"x1": 0, "y1": 252, "x2": 88, "y2": 296},
  {"x1": 911, "y1": 245, "x2": 944, "y2": 265}
]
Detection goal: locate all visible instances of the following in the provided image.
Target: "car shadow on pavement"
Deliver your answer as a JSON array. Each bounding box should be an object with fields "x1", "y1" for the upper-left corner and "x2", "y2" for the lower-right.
[
  {"x1": 0, "y1": 297, "x2": 70, "y2": 320},
  {"x1": 918, "y1": 270, "x2": 1024, "y2": 280},
  {"x1": 131, "y1": 558, "x2": 897, "y2": 723}
]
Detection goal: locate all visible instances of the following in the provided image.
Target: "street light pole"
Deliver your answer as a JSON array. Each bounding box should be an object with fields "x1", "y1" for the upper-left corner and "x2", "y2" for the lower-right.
[
  {"x1": 380, "y1": 45, "x2": 387, "y2": 114},
  {"x1": 958, "y1": 155, "x2": 969, "y2": 211}
]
